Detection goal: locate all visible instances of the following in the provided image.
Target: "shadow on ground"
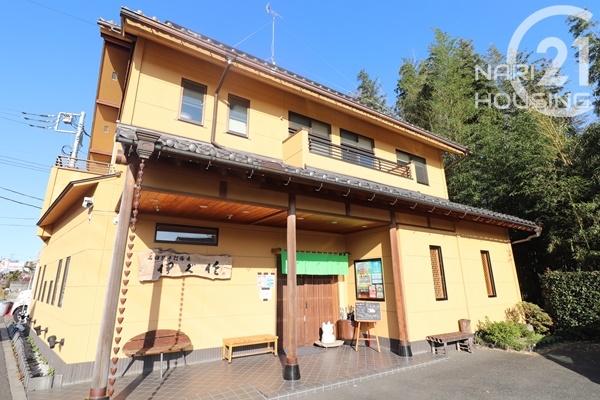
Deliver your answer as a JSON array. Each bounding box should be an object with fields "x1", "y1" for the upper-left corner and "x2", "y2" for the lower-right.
[{"x1": 537, "y1": 341, "x2": 600, "y2": 385}]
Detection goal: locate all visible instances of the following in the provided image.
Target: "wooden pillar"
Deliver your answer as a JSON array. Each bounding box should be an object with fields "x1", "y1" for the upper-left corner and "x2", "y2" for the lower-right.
[
  {"x1": 87, "y1": 162, "x2": 137, "y2": 400},
  {"x1": 389, "y1": 211, "x2": 412, "y2": 357},
  {"x1": 283, "y1": 194, "x2": 300, "y2": 380}
]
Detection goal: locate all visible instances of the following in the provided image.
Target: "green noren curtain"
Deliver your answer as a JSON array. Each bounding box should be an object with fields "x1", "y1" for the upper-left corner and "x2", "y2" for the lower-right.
[{"x1": 281, "y1": 250, "x2": 348, "y2": 275}]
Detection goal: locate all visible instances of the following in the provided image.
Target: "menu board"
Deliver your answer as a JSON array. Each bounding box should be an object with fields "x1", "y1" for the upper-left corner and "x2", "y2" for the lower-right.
[
  {"x1": 354, "y1": 301, "x2": 381, "y2": 321},
  {"x1": 354, "y1": 258, "x2": 385, "y2": 300}
]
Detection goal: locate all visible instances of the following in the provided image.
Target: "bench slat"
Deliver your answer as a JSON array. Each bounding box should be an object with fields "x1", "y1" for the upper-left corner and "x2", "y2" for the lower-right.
[
  {"x1": 123, "y1": 329, "x2": 192, "y2": 357},
  {"x1": 222, "y1": 334, "x2": 278, "y2": 363}
]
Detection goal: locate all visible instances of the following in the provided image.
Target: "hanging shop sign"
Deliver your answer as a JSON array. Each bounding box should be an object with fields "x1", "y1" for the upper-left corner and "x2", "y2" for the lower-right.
[{"x1": 137, "y1": 248, "x2": 232, "y2": 282}]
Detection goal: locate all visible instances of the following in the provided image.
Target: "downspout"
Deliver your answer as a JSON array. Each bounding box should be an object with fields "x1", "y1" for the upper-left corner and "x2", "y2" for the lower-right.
[
  {"x1": 511, "y1": 224, "x2": 543, "y2": 245},
  {"x1": 211, "y1": 58, "x2": 233, "y2": 149}
]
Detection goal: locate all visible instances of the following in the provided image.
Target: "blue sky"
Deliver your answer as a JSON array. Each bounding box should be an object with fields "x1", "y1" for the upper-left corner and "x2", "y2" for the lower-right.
[{"x1": 0, "y1": 1, "x2": 596, "y2": 261}]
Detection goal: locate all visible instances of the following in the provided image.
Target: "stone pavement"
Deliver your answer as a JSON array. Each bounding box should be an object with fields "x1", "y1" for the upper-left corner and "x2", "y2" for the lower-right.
[{"x1": 2, "y1": 310, "x2": 599, "y2": 400}]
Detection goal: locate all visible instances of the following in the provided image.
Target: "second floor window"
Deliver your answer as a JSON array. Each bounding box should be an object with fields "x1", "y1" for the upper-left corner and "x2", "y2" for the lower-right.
[
  {"x1": 228, "y1": 94, "x2": 250, "y2": 136},
  {"x1": 180, "y1": 79, "x2": 206, "y2": 124},
  {"x1": 397, "y1": 150, "x2": 429, "y2": 185},
  {"x1": 288, "y1": 112, "x2": 331, "y2": 140},
  {"x1": 341, "y1": 129, "x2": 375, "y2": 167}
]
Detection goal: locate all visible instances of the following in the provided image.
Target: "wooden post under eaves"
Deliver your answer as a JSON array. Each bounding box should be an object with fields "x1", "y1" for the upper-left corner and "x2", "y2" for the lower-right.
[
  {"x1": 389, "y1": 211, "x2": 412, "y2": 357},
  {"x1": 88, "y1": 162, "x2": 137, "y2": 400},
  {"x1": 283, "y1": 194, "x2": 300, "y2": 380}
]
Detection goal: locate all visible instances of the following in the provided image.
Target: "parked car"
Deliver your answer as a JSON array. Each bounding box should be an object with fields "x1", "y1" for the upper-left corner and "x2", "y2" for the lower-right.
[{"x1": 10, "y1": 289, "x2": 31, "y2": 323}]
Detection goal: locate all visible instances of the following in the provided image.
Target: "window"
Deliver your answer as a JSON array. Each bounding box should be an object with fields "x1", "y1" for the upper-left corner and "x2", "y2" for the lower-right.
[
  {"x1": 341, "y1": 129, "x2": 375, "y2": 167},
  {"x1": 288, "y1": 112, "x2": 331, "y2": 139},
  {"x1": 58, "y1": 257, "x2": 70, "y2": 307},
  {"x1": 37, "y1": 265, "x2": 46, "y2": 301},
  {"x1": 46, "y1": 281, "x2": 53, "y2": 304},
  {"x1": 34, "y1": 264, "x2": 44, "y2": 300},
  {"x1": 155, "y1": 223, "x2": 219, "y2": 246},
  {"x1": 397, "y1": 150, "x2": 429, "y2": 185},
  {"x1": 429, "y1": 246, "x2": 448, "y2": 300},
  {"x1": 180, "y1": 79, "x2": 207, "y2": 124},
  {"x1": 481, "y1": 251, "x2": 497, "y2": 297},
  {"x1": 51, "y1": 259, "x2": 62, "y2": 306},
  {"x1": 227, "y1": 94, "x2": 250, "y2": 136},
  {"x1": 41, "y1": 282, "x2": 47, "y2": 304}
]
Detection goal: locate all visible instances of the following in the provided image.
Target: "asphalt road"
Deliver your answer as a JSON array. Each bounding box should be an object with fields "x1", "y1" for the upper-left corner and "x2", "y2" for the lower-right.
[{"x1": 310, "y1": 342, "x2": 600, "y2": 400}]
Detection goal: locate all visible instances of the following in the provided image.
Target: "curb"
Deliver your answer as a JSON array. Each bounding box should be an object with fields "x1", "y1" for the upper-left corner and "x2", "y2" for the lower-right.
[{"x1": 1, "y1": 316, "x2": 28, "y2": 400}]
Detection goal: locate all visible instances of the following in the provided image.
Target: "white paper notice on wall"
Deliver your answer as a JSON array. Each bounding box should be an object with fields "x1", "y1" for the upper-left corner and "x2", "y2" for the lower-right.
[
  {"x1": 138, "y1": 248, "x2": 232, "y2": 282},
  {"x1": 260, "y1": 287, "x2": 272, "y2": 301}
]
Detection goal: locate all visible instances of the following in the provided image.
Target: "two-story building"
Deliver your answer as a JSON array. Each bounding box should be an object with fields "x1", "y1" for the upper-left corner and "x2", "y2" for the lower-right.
[{"x1": 29, "y1": 6, "x2": 540, "y2": 396}]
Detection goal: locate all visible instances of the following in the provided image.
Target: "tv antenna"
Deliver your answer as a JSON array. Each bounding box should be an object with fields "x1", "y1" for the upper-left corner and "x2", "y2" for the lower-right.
[{"x1": 266, "y1": 3, "x2": 282, "y2": 64}]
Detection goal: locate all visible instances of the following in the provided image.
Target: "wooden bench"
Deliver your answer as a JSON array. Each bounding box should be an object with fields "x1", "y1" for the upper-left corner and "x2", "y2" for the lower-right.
[
  {"x1": 222, "y1": 334, "x2": 278, "y2": 363},
  {"x1": 122, "y1": 329, "x2": 192, "y2": 378},
  {"x1": 426, "y1": 331, "x2": 474, "y2": 355}
]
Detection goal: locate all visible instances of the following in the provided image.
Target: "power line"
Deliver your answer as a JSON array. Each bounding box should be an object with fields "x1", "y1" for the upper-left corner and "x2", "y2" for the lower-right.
[
  {"x1": 0, "y1": 195, "x2": 42, "y2": 209},
  {"x1": 0, "y1": 217, "x2": 37, "y2": 220},
  {"x1": 0, "y1": 187, "x2": 44, "y2": 201},
  {"x1": 27, "y1": 0, "x2": 96, "y2": 26}
]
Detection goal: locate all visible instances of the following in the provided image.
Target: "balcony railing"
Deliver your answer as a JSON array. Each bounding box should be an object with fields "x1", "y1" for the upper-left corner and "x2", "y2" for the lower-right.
[
  {"x1": 55, "y1": 156, "x2": 115, "y2": 175},
  {"x1": 307, "y1": 134, "x2": 411, "y2": 179}
]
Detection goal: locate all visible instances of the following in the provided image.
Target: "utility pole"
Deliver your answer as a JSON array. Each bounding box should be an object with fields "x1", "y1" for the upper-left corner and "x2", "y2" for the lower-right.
[{"x1": 23, "y1": 110, "x2": 86, "y2": 167}]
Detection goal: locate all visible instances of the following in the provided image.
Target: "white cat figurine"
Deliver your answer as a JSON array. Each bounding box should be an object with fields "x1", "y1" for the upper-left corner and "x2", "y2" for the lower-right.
[{"x1": 321, "y1": 321, "x2": 336, "y2": 344}]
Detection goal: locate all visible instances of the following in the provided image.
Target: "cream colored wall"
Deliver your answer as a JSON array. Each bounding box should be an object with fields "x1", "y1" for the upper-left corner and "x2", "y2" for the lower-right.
[
  {"x1": 34, "y1": 185, "x2": 349, "y2": 363},
  {"x1": 109, "y1": 216, "x2": 347, "y2": 356},
  {"x1": 344, "y1": 228, "x2": 397, "y2": 341},
  {"x1": 32, "y1": 171, "x2": 125, "y2": 363},
  {"x1": 397, "y1": 221, "x2": 522, "y2": 342},
  {"x1": 120, "y1": 40, "x2": 450, "y2": 199}
]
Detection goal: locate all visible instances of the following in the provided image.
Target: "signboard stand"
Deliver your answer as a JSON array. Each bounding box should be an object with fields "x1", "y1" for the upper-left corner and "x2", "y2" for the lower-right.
[
  {"x1": 353, "y1": 302, "x2": 382, "y2": 352},
  {"x1": 353, "y1": 321, "x2": 380, "y2": 352}
]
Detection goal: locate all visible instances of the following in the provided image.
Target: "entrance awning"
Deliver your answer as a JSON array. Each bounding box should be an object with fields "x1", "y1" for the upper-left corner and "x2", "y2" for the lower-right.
[{"x1": 281, "y1": 250, "x2": 349, "y2": 275}]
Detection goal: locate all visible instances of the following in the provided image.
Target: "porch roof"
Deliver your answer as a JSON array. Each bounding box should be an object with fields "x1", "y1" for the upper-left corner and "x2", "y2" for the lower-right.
[{"x1": 116, "y1": 123, "x2": 540, "y2": 234}]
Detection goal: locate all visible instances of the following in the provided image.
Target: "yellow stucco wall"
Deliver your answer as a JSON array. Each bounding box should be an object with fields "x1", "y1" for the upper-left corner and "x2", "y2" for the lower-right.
[{"x1": 121, "y1": 40, "x2": 449, "y2": 199}]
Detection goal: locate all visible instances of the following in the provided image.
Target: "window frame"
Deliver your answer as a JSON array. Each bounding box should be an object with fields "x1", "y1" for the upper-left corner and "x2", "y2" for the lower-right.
[
  {"x1": 227, "y1": 94, "x2": 250, "y2": 137},
  {"x1": 51, "y1": 259, "x2": 62, "y2": 306},
  {"x1": 480, "y1": 250, "x2": 497, "y2": 297},
  {"x1": 288, "y1": 112, "x2": 331, "y2": 140},
  {"x1": 179, "y1": 79, "x2": 207, "y2": 125},
  {"x1": 58, "y1": 256, "x2": 70, "y2": 308},
  {"x1": 429, "y1": 246, "x2": 448, "y2": 301},
  {"x1": 155, "y1": 223, "x2": 219, "y2": 246},
  {"x1": 396, "y1": 150, "x2": 429, "y2": 185},
  {"x1": 340, "y1": 129, "x2": 375, "y2": 167}
]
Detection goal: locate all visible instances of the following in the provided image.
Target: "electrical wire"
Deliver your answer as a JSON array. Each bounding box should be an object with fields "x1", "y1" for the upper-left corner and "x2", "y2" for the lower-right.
[
  {"x1": 0, "y1": 196, "x2": 42, "y2": 209},
  {"x1": 0, "y1": 187, "x2": 44, "y2": 201}
]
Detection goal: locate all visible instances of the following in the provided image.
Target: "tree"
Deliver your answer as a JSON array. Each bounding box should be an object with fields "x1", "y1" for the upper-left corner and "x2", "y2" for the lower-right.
[{"x1": 354, "y1": 69, "x2": 391, "y2": 115}]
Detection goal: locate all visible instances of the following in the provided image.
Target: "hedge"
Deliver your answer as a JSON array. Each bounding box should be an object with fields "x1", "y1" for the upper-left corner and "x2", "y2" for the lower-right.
[{"x1": 540, "y1": 270, "x2": 600, "y2": 340}]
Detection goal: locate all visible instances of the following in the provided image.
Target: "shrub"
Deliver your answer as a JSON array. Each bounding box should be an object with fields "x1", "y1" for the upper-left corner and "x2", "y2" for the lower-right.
[
  {"x1": 505, "y1": 301, "x2": 553, "y2": 334},
  {"x1": 540, "y1": 270, "x2": 600, "y2": 340},
  {"x1": 477, "y1": 317, "x2": 543, "y2": 351}
]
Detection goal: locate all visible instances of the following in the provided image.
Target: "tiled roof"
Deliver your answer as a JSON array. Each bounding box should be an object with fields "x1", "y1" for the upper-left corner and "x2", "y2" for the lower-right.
[
  {"x1": 116, "y1": 123, "x2": 539, "y2": 232},
  {"x1": 98, "y1": 7, "x2": 471, "y2": 156}
]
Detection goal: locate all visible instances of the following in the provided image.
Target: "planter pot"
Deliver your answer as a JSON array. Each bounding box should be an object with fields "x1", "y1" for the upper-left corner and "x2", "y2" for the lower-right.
[
  {"x1": 27, "y1": 375, "x2": 54, "y2": 391},
  {"x1": 336, "y1": 319, "x2": 356, "y2": 343}
]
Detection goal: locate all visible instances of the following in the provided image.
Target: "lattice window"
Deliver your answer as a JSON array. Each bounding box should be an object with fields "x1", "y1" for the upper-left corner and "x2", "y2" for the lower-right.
[
  {"x1": 481, "y1": 251, "x2": 497, "y2": 297},
  {"x1": 430, "y1": 246, "x2": 448, "y2": 301}
]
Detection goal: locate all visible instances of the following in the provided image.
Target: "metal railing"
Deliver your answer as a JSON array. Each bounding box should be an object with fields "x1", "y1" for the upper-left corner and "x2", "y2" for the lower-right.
[
  {"x1": 54, "y1": 156, "x2": 115, "y2": 175},
  {"x1": 307, "y1": 134, "x2": 411, "y2": 179}
]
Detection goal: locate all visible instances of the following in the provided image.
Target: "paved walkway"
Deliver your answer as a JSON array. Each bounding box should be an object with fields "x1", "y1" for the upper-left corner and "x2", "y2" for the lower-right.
[
  {"x1": 3, "y1": 313, "x2": 599, "y2": 400},
  {"x1": 24, "y1": 344, "x2": 442, "y2": 399}
]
